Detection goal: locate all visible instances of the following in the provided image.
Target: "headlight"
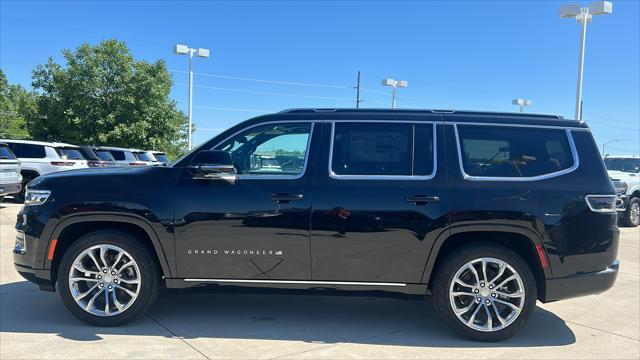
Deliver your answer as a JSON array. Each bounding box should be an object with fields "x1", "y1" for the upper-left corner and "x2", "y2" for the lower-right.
[
  {"x1": 611, "y1": 179, "x2": 628, "y2": 195},
  {"x1": 24, "y1": 189, "x2": 51, "y2": 206}
]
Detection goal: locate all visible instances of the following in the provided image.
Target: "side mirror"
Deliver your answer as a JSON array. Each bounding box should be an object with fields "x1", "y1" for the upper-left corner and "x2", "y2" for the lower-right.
[{"x1": 189, "y1": 150, "x2": 236, "y2": 182}]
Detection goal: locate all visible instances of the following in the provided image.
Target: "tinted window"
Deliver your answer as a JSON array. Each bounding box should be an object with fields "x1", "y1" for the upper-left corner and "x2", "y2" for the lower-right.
[
  {"x1": 331, "y1": 122, "x2": 434, "y2": 176},
  {"x1": 79, "y1": 147, "x2": 99, "y2": 160},
  {"x1": 134, "y1": 152, "x2": 153, "y2": 161},
  {"x1": 215, "y1": 122, "x2": 311, "y2": 176},
  {"x1": 56, "y1": 147, "x2": 85, "y2": 160},
  {"x1": 8, "y1": 143, "x2": 46, "y2": 158},
  {"x1": 154, "y1": 153, "x2": 169, "y2": 163},
  {"x1": 457, "y1": 125, "x2": 574, "y2": 178},
  {"x1": 604, "y1": 158, "x2": 640, "y2": 173},
  {"x1": 95, "y1": 150, "x2": 115, "y2": 161},
  {"x1": 108, "y1": 150, "x2": 135, "y2": 161},
  {"x1": 0, "y1": 145, "x2": 16, "y2": 159}
]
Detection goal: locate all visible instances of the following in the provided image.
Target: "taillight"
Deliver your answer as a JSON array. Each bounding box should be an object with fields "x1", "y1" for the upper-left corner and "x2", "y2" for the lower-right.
[
  {"x1": 50, "y1": 161, "x2": 74, "y2": 166},
  {"x1": 585, "y1": 195, "x2": 617, "y2": 213},
  {"x1": 129, "y1": 162, "x2": 146, "y2": 166},
  {"x1": 87, "y1": 161, "x2": 103, "y2": 167}
]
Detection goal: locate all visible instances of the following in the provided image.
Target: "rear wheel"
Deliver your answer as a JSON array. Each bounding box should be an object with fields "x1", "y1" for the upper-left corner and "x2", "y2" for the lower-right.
[
  {"x1": 620, "y1": 197, "x2": 640, "y2": 227},
  {"x1": 432, "y1": 244, "x2": 537, "y2": 341},
  {"x1": 57, "y1": 230, "x2": 161, "y2": 326}
]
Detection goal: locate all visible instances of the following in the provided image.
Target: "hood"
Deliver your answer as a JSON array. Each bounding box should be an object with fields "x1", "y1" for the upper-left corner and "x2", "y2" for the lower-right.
[{"x1": 607, "y1": 170, "x2": 638, "y2": 181}]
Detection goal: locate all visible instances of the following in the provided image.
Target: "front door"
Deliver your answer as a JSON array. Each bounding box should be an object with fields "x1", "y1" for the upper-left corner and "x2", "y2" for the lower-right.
[
  {"x1": 174, "y1": 121, "x2": 319, "y2": 280},
  {"x1": 310, "y1": 118, "x2": 449, "y2": 283}
]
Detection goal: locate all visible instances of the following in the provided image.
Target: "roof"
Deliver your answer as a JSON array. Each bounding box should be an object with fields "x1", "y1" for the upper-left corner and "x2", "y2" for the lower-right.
[
  {"x1": 279, "y1": 108, "x2": 565, "y2": 120},
  {"x1": 0, "y1": 139, "x2": 80, "y2": 148},
  {"x1": 96, "y1": 146, "x2": 134, "y2": 152}
]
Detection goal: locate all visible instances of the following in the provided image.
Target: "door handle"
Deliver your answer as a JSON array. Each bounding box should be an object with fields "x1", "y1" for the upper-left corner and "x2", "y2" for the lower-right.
[
  {"x1": 405, "y1": 195, "x2": 440, "y2": 205},
  {"x1": 271, "y1": 193, "x2": 304, "y2": 203}
]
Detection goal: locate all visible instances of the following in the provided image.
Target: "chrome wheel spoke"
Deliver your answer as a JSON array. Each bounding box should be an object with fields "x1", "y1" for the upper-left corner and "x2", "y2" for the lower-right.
[
  {"x1": 69, "y1": 244, "x2": 141, "y2": 317},
  {"x1": 449, "y1": 257, "x2": 525, "y2": 333}
]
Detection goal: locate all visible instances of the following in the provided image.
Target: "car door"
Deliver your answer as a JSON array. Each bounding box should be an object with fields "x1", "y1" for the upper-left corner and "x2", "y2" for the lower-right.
[
  {"x1": 310, "y1": 117, "x2": 449, "y2": 283},
  {"x1": 174, "y1": 120, "x2": 320, "y2": 280}
]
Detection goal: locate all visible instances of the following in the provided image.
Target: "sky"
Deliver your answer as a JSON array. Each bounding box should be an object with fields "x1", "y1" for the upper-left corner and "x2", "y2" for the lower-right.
[{"x1": 1, "y1": 0, "x2": 639, "y2": 155}]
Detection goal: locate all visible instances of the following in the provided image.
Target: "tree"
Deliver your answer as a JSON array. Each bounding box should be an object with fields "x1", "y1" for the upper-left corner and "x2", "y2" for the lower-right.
[
  {"x1": 30, "y1": 39, "x2": 188, "y2": 157},
  {"x1": 0, "y1": 69, "x2": 35, "y2": 139}
]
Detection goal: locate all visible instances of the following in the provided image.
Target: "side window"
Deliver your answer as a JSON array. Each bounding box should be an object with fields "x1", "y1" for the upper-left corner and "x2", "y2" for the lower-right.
[
  {"x1": 9, "y1": 143, "x2": 46, "y2": 158},
  {"x1": 457, "y1": 125, "x2": 574, "y2": 178},
  {"x1": 330, "y1": 122, "x2": 435, "y2": 177},
  {"x1": 214, "y1": 122, "x2": 312, "y2": 176},
  {"x1": 110, "y1": 151, "x2": 125, "y2": 161}
]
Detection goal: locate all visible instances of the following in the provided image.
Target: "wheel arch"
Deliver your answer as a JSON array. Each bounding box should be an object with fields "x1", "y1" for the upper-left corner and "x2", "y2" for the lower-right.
[
  {"x1": 47, "y1": 214, "x2": 173, "y2": 286},
  {"x1": 422, "y1": 225, "x2": 550, "y2": 301}
]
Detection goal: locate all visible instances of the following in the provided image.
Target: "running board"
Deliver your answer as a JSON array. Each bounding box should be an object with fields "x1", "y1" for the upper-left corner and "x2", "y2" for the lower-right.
[{"x1": 165, "y1": 278, "x2": 428, "y2": 295}]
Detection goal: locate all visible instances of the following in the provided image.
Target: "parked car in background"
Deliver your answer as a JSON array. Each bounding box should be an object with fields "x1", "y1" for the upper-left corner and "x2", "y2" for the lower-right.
[
  {"x1": 604, "y1": 155, "x2": 640, "y2": 227},
  {"x1": 150, "y1": 151, "x2": 169, "y2": 165},
  {"x1": 78, "y1": 145, "x2": 118, "y2": 167},
  {"x1": 98, "y1": 146, "x2": 146, "y2": 166},
  {"x1": 13, "y1": 109, "x2": 619, "y2": 341},
  {"x1": 0, "y1": 142, "x2": 22, "y2": 201},
  {"x1": 131, "y1": 149, "x2": 160, "y2": 166},
  {"x1": 0, "y1": 139, "x2": 88, "y2": 201}
]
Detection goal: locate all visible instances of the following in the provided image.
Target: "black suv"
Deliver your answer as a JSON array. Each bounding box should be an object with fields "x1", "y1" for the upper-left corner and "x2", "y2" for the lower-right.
[{"x1": 13, "y1": 109, "x2": 619, "y2": 341}]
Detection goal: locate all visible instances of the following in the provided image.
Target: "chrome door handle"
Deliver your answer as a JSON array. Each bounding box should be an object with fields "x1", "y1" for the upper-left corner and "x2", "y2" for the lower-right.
[
  {"x1": 405, "y1": 195, "x2": 440, "y2": 205},
  {"x1": 271, "y1": 193, "x2": 304, "y2": 203}
]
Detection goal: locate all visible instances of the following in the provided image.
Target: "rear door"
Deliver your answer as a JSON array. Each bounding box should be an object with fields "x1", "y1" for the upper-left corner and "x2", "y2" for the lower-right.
[{"x1": 310, "y1": 117, "x2": 449, "y2": 283}]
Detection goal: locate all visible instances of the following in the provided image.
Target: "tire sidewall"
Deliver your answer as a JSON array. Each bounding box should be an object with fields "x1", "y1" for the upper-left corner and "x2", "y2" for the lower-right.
[
  {"x1": 57, "y1": 230, "x2": 160, "y2": 326},
  {"x1": 623, "y1": 197, "x2": 640, "y2": 227},
  {"x1": 432, "y1": 244, "x2": 537, "y2": 342}
]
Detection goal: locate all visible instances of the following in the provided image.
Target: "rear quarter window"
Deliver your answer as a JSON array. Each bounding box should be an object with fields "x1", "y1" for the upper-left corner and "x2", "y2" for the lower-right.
[{"x1": 456, "y1": 125, "x2": 575, "y2": 179}]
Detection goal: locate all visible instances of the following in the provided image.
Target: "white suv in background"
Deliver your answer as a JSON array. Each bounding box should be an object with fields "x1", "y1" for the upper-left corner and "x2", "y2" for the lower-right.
[
  {"x1": 97, "y1": 146, "x2": 147, "y2": 166},
  {"x1": 0, "y1": 142, "x2": 22, "y2": 202},
  {"x1": 604, "y1": 155, "x2": 640, "y2": 227},
  {"x1": 0, "y1": 139, "x2": 88, "y2": 201}
]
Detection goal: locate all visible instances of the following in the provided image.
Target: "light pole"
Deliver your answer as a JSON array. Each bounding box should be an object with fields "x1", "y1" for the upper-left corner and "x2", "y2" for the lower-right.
[
  {"x1": 382, "y1": 78, "x2": 408, "y2": 109},
  {"x1": 174, "y1": 44, "x2": 210, "y2": 150},
  {"x1": 559, "y1": 1, "x2": 612, "y2": 121},
  {"x1": 602, "y1": 139, "x2": 620, "y2": 156},
  {"x1": 512, "y1": 98, "x2": 532, "y2": 113}
]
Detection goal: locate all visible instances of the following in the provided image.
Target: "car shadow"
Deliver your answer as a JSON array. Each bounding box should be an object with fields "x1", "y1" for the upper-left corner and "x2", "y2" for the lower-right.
[{"x1": 0, "y1": 281, "x2": 576, "y2": 347}]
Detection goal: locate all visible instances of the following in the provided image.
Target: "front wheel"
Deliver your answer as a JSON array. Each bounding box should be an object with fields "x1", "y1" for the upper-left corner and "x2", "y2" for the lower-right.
[
  {"x1": 431, "y1": 244, "x2": 537, "y2": 341},
  {"x1": 620, "y1": 197, "x2": 640, "y2": 227},
  {"x1": 57, "y1": 230, "x2": 161, "y2": 326}
]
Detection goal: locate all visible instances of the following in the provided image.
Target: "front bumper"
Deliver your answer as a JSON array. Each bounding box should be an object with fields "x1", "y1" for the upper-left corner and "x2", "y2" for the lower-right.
[
  {"x1": 0, "y1": 182, "x2": 22, "y2": 196},
  {"x1": 616, "y1": 195, "x2": 629, "y2": 211},
  {"x1": 543, "y1": 259, "x2": 619, "y2": 302},
  {"x1": 14, "y1": 263, "x2": 55, "y2": 291}
]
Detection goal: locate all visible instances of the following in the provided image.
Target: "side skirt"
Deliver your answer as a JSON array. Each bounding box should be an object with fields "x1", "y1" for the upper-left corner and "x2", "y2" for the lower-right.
[{"x1": 164, "y1": 278, "x2": 428, "y2": 295}]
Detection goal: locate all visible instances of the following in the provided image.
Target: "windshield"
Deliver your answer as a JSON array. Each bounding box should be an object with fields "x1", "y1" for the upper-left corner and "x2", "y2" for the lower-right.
[
  {"x1": 0, "y1": 145, "x2": 17, "y2": 160},
  {"x1": 95, "y1": 150, "x2": 114, "y2": 161},
  {"x1": 134, "y1": 152, "x2": 154, "y2": 161},
  {"x1": 154, "y1": 153, "x2": 169, "y2": 163},
  {"x1": 604, "y1": 158, "x2": 640, "y2": 173},
  {"x1": 56, "y1": 147, "x2": 85, "y2": 160}
]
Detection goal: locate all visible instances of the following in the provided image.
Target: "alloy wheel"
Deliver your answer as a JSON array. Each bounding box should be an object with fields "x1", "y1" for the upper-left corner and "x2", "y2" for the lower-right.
[
  {"x1": 449, "y1": 257, "x2": 525, "y2": 332},
  {"x1": 68, "y1": 244, "x2": 141, "y2": 317},
  {"x1": 630, "y1": 202, "x2": 640, "y2": 224}
]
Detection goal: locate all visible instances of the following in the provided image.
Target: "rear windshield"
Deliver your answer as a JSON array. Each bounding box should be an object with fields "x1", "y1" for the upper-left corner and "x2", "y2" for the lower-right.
[
  {"x1": 109, "y1": 150, "x2": 136, "y2": 161},
  {"x1": 0, "y1": 145, "x2": 17, "y2": 160},
  {"x1": 56, "y1": 147, "x2": 85, "y2": 160},
  {"x1": 134, "y1": 152, "x2": 154, "y2": 161},
  {"x1": 154, "y1": 153, "x2": 169, "y2": 163},
  {"x1": 604, "y1": 158, "x2": 640, "y2": 173},
  {"x1": 78, "y1": 147, "x2": 99, "y2": 160},
  {"x1": 95, "y1": 150, "x2": 115, "y2": 161}
]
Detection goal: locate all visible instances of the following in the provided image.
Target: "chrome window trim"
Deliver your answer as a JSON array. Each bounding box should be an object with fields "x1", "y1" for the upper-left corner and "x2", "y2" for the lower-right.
[
  {"x1": 453, "y1": 124, "x2": 580, "y2": 182},
  {"x1": 328, "y1": 121, "x2": 438, "y2": 181},
  {"x1": 184, "y1": 278, "x2": 407, "y2": 287},
  {"x1": 212, "y1": 120, "x2": 316, "y2": 180},
  {"x1": 450, "y1": 121, "x2": 587, "y2": 130}
]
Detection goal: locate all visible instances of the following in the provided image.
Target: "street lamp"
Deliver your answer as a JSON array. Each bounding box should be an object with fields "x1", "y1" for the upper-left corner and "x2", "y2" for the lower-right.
[
  {"x1": 602, "y1": 139, "x2": 620, "y2": 156},
  {"x1": 512, "y1": 98, "x2": 532, "y2": 113},
  {"x1": 382, "y1": 78, "x2": 408, "y2": 109},
  {"x1": 174, "y1": 44, "x2": 211, "y2": 150},
  {"x1": 559, "y1": 1, "x2": 612, "y2": 121}
]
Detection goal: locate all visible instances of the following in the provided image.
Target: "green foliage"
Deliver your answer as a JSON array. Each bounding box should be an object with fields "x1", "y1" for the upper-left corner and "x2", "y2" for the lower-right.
[
  {"x1": 29, "y1": 39, "x2": 188, "y2": 158},
  {"x1": 0, "y1": 69, "x2": 36, "y2": 139}
]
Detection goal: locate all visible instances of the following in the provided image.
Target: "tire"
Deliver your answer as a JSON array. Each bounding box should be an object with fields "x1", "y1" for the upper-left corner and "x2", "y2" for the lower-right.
[
  {"x1": 620, "y1": 197, "x2": 640, "y2": 227},
  {"x1": 57, "y1": 230, "x2": 161, "y2": 326},
  {"x1": 431, "y1": 243, "x2": 537, "y2": 342}
]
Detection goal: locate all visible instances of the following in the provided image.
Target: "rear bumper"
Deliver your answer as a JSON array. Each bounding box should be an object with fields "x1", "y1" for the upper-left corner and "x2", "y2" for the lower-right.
[
  {"x1": 0, "y1": 182, "x2": 22, "y2": 196},
  {"x1": 543, "y1": 259, "x2": 619, "y2": 302}
]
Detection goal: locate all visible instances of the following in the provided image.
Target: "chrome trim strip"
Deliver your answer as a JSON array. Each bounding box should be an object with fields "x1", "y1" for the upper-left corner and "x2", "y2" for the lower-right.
[
  {"x1": 453, "y1": 124, "x2": 580, "y2": 182},
  {"x1": 328, "y1": 121, "x2": 438, "y2": 180},
  {"x1": 212, "y1": 121, "x2": 316, "y2": 180},
  {"x1": 184, "y1": 279, "x2": 407, "y2": 287}
]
